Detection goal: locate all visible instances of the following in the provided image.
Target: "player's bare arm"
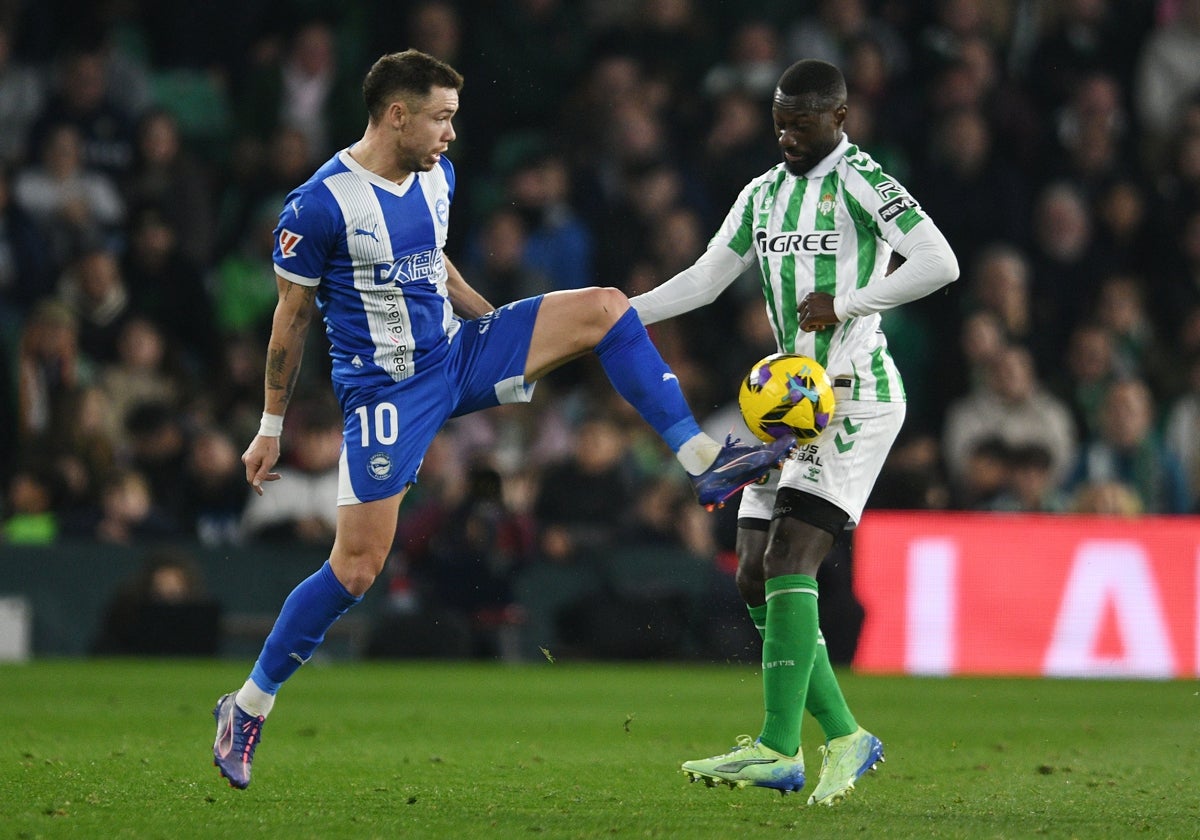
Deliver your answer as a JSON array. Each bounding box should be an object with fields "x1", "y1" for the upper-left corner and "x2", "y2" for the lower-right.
[
  {"x1": 444, "y1": 255, "x2": 494, "y2": 318},
  {"x1": 241, "y1": 276, "x2": 319, "y2": 494}
]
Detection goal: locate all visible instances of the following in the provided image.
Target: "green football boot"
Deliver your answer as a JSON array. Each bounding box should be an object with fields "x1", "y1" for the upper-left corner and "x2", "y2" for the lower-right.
[
  {"x1": 682, "y1": 735, "x2": 805, "y2": 794},
  {"x1": 807, "y1": 726, "x2": 884, "y2": 806}
]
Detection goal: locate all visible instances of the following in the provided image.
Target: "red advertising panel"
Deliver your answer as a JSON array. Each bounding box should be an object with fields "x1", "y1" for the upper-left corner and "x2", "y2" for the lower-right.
[{"x1": 853, "y1": 513, "x2": 1200, "y2": 678}]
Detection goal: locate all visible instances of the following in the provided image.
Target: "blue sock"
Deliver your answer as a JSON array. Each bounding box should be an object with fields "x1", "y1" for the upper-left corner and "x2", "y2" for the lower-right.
[
  {"x1": 594, "y1": 308, "x2": 702, "y2": 452},
  {"x1": 249, "y1": 560, "x2": 362, "y2": 694}
]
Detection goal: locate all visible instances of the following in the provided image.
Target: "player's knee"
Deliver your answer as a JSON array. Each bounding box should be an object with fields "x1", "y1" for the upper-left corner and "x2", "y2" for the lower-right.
[
  {"x1": 734, "y1": 563, "x2": 764, "y2": 602},
  {"x1": 329, "y1": 548, "x2": 387, "y2": 597},
  {"x1": 586, "y1": 286, "x2": 631, "y2": 333}
]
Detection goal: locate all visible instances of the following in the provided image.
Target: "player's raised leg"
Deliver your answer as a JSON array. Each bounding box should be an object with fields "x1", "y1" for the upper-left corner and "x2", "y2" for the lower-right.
[
  {"x1": 213, "y1": 492, "x2": 404, "y2": 788},
  {"x1": 524, "y1": 287, "x2": 795, "y2": 508}
]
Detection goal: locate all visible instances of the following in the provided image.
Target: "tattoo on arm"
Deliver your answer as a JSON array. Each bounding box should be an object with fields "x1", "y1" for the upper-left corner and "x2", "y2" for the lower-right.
[{"x1": 265, "y1": 284, "x2": 317, "y2": 410}]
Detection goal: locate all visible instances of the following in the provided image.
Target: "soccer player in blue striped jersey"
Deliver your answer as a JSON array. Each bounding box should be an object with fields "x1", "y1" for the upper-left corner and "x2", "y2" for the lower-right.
[
  {"x1": 211, "y1": 49, "x2": 794, "y2": 790},
  {"x1": 632, "y1": 59, "x2": 959, "y2": 804}
]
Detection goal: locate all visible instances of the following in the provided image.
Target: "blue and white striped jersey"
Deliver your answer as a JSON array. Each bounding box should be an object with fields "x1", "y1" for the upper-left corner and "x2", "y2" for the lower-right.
[{"x1": 272, "y1": 149, "x2": 460, "y2": 387}]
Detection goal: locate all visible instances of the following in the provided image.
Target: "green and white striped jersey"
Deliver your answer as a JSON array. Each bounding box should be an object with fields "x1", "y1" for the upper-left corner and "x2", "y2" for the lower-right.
[{"x1": 714, "y1": 137, "x2": 927, "y2": 403}]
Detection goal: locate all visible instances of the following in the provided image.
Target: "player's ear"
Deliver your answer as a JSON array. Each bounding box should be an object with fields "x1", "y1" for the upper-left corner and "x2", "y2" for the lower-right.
[{"x1": 387, "y1": 99, "x2": 406, "y2": 130}]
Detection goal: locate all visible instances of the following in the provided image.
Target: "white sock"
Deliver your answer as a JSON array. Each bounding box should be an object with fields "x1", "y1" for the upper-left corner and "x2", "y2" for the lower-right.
[
  {"x1": 235, "y1": 679, "x2": 276, "y2": 718},
  {"x1": 677, "y1": 432, "x2": 723, "y2": 475}
]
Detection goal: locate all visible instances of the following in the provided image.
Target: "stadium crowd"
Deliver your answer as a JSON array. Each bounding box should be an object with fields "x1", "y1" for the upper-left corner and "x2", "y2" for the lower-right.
[{"x1": 3, "y1": 0, "x2": 1200, "y2": 657}]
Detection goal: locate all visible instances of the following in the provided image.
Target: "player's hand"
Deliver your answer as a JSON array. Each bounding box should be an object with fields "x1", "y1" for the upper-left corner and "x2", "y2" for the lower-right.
[
  {"x1": 798, "y1": 291, "x2": 838, "y2": 332},
  {"x1": 242, "y1": 435, "x2": 282, "y2": 496}
]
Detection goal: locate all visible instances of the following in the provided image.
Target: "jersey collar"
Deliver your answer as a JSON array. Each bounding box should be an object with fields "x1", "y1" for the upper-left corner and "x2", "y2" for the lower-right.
[
  {"x1": 338, "y1": 148, "x2": 417, "y2": 196},
  {"x1": 797, "y1": 134, "x2": 851, "y2": 180}
]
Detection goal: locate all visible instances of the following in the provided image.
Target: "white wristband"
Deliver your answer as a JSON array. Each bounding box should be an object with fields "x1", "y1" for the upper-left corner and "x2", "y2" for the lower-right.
[{"x1": 258, "y1": 412, "x2": 284, "y2": 437}]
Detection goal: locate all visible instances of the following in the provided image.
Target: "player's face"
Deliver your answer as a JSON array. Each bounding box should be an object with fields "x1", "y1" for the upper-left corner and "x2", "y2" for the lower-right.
[
  {"x1": 398, "y1": 86, "x2": 458, "y2": 173},
  {"x1": 773, "y1": 104, "x2": 846, "y2": 176}
]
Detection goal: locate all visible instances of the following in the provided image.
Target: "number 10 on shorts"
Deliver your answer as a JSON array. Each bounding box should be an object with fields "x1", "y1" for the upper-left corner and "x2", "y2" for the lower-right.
[{"x1": 353, "y1": 402, "x2": 400, "y2": 446}]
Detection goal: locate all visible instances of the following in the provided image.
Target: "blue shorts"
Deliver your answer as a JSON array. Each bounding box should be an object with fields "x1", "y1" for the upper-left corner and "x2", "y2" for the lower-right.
[{"x1": 334, "y1": 297, "x2": 542, "y2": 504}]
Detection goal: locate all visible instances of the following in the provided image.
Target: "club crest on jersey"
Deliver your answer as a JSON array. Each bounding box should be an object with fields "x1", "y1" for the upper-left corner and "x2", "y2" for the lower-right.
[
  {"x1": 818, "y1": 193, "x2": 835, "y2": 215},
  {"x1": 435, "y1": 198, "x2": 448, "y2": 226},
  {"x1": 278, "y1": 228, "x2": 303, "y2": 258},
  {"x1": 755, "y1": 230, "x2": 841, "y2": 254},
  {"x1": 368, "y1": 453, "x2": 392, "y2": 480}
]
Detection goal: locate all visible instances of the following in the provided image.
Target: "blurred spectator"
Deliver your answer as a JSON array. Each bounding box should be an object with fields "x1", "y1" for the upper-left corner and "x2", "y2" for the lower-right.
[
  {"x1": 930, "y1": 307, "x2": 1006, "y2": 415},
  {"x1": 950, "y1": 435, "x2": 1011, "y2": 511},
  {"x1": 1091, "y1": 177, "x2": 1154, "y2": 274},
  {"x1": 97, "y1": 317, "x2": 181, "y2": 442},
  {"x1": 197, "y1": 331, "x2": 269, "y2": 445},
  {"x1": 1135, "y1": 0, "x2": 1200, "y2": 171},
  {"x1": 502, "y1": 148, "x2": 594, "y2": 291},
  {"x1": 423, "y1": 464, "x2": 535, "y2": 653},
  {"x1": 465, "y1": 0, "x2": 589, "y2": 150},
  {"x1": 232, "y1": 19, "x2": 360, "y2": 169},
  {"x1": 51, "y1": 384, "x2": 119, "y2": 517},
  {"x1": 26, "y1": 45, "x2": 138, "y2": 178},
  {"x1": 400, "y1": 1, "x2": 463, "y2": 64},
  {"x1": 0, "y1": 163, "x2": 54, "y2": 323},
  {"x1": 1164, "y1": 349, "x2": 1200, "y2": 507},
  {"x1": 698, "y1": 88, "x2": 780, "y2": 209},
  {"x1": 1053, "y1": 321, "x2": 1120, "y2": 442},
  {"x1": 1028, "y1": 180, "x2": 1106, "y2": 351},
  {"x1": 868, "y1": 430, "x2": 950, "y2": 511},
  {"x1": 1092, "y1": 273, "x2": 1173, "y2": 397},
  {"x1": 915, "y1": 106, "x2": 1029, "y2": 301},
  {"x1": 1155, "y1": 206, "x2": 1200, "y2": 340},
  {"x1": 65, "y1": 467, "x2": 179, "y2": 544},
  {"x1": 1067, "y1": 377, "x2": 1192, "y2": 513},
  {"x1": 915, "y1": 0, "x2": 998, "y2": 79},
  {"x1": 0, "y1": 22, "x2": 44, "y2": 168},
  {"x1": 57, "y1": 244, "x2": 133, "y2": 365},
  {"x1": 15, "y1": 299, "x2": 80, "y2": 443},
  {"x1": 592, "y1": 157, "x2": 700, "y2": 285},
  {"x1": 12, "y1": 122, "x2": 124, "y2": 268},
  {"x1": 216, "y1": 125, "x2": 312, "y2": 259},
  {"x1": 1025, "y1": 0, "x2": 1142, "y2": 114},
  {"x1": 450, "y1": 385, "x2": 575, "y2": 478},
  {"x1": 121, "y1": 107, "x2": 217, "y2": 266},
  {"x1": 701, "y1": 19, "x2": 784, "y2": 101},
  {"x1": 962, "y1": 243, "x2": 1055, "y2": 367},
  {"x1": 208, "y1": 200, "x2": 282, "y2": 338},
  {"x1": 533, "y1": 414, "x2": 635, "y2": 567},
  {"x1": 1048, "y1": 71, "x2": 1132, "y2": 197},
  {"x1": 942, "y1": 343, "x2": 1077, "y2": 488},
  {"x1": 124, "y1": 401, "x2": 189, "y2": 519},
  {"x1": 92, "y1": 547, "x2": 222, "y2": 656},
  {"x1": 181, "y1": 426, "x2": 250, "y2": 546},
  {"x1": 463, "y1": 206, "x2": 553, "y2": 304},
  {"x1": 786, "y1": 0, "x2": 909, "y2": 81},
  {"x1": 1069, "y1": 479, "x2": 1144, "y2": 515},
  {"x1": 1, "y1": 466, "x2": 59, "y2": 544},
  {"x1": 987, "y1": 442, "x2": 1071, "y2": 513},
  {"x1": 121, "y1": 205, "x2": 218, "y2": 369},
  {"x1": 239, "y1": 396, "x2": 342, "y2": 545}
]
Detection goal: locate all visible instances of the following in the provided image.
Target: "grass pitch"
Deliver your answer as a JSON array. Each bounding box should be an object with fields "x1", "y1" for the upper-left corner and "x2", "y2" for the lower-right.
[{"x1": 2, "y1": 659, "x2": 1197, "y2": 839}]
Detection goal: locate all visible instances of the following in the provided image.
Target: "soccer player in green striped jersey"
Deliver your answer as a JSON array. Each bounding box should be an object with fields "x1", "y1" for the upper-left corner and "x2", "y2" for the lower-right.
[{"x1": 632, "y1": 59, "x2": 958, "y2": 804}]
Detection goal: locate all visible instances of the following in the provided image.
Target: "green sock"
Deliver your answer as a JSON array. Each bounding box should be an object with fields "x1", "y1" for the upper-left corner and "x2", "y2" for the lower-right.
[
  {"x1": 806, "y1": 633, "x2": 858, "y2": 740},
  {"x1": 746, "y1": 602, "x2": 767, "y2": 637},
  {"x1": 747, "y1": 601, "x2": 858, "y2": 742},
  {"x1": 757, "y1": 574, "x2": 819, "y2": 757}
]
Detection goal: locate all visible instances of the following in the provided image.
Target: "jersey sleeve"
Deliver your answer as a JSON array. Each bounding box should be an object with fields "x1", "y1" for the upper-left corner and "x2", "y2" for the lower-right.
[
  {"x1": 709, "y1": 177, "x2": 767, "y2": 260},
  {"x1": 842, "y1": 153, "x2": 928, "y2": 249},
  {"x1": 272, "y1": 184, "x2": 340, "y2": 287}
]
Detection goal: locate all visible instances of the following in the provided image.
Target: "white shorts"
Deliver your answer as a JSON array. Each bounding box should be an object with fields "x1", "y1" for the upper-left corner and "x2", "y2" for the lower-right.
[{"x1": 738, "y1": 396, "x2": 906, "y2": 526}]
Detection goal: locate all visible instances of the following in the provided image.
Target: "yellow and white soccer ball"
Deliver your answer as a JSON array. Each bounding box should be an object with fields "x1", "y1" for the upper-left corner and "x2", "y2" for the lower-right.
[{"x1": 738, "y1": 353, "x2": 836, "y2": 442}]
